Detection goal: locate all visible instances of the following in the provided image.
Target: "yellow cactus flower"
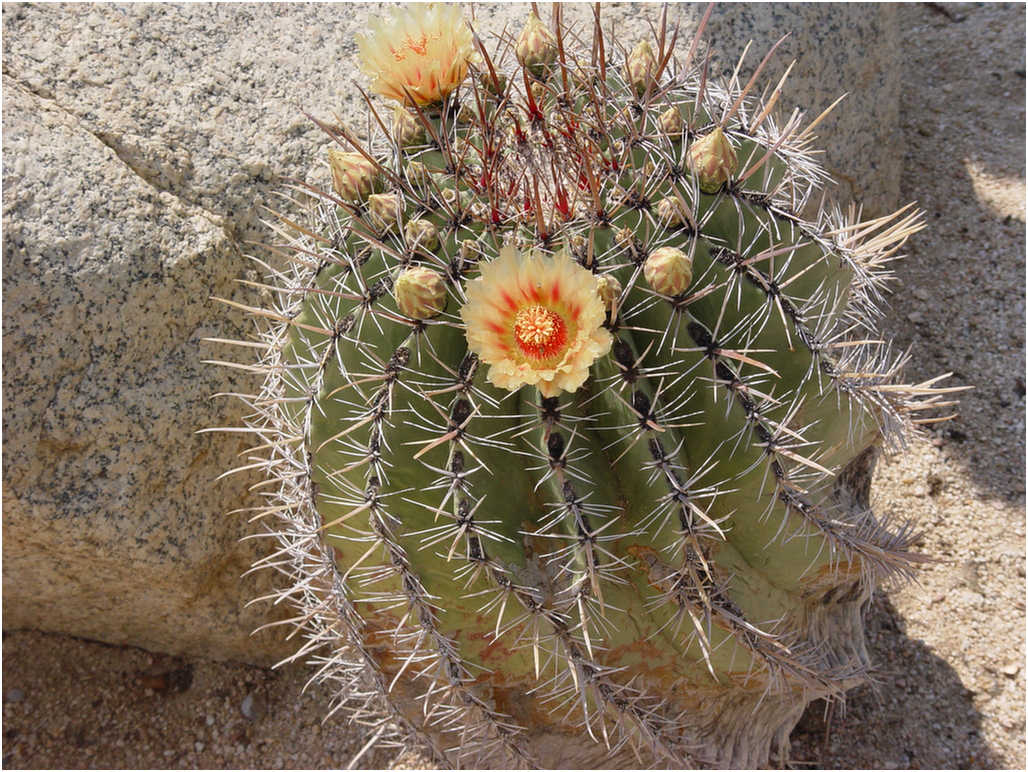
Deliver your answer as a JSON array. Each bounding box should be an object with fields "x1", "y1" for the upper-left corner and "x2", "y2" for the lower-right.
[
  {"x1": 461, "y1": 247, "x2": 612, "y2": 397},
  {"x1": 357, "y1": 4, "x2": 474, "y2": 107}
]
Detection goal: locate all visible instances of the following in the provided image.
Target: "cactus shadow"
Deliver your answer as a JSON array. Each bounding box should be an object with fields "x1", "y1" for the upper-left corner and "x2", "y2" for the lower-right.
[
  {"x1": 877, "y1": 1, "x2": 1026, "y2": 505},
  {"x1": 788, "y1": 594, "x2": 1000, "y2": 769},
  {"x1": 875, "y1": 156, "x2": 1026, "y2": 507}
]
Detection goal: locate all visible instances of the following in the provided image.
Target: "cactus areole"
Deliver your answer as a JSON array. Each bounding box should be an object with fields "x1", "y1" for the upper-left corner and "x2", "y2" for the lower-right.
[{"x1": 214, "y1": 5, "x2": 959, "y2": 768}]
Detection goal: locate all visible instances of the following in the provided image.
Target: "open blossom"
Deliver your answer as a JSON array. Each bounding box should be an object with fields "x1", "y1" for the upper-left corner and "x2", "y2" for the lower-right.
[
  {"x1": 461, "y1": 247, "x2": 612, "y2": 397},
  {"x1": 356, "y1": 4, "x2": 473, "y2": 107}
]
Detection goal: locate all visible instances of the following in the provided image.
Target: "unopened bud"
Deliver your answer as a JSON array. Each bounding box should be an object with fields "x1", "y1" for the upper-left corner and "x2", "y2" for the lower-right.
[
  {"x1": 439, "y1": 185, "x2": 459, "y2": 206},
  {"x1": 644, "y1": 246, "x2": 693, "y2": 296},
  {"x1": 615, "y1": 104, "x2": 636, "y2": 125},
  {"x1": 655, "y1": 197, "x2": 686, "y2": 228},
  {"x1": 395, "y1": 266, "x2": 447, "y2": 319},
  {"x1": 503, "y1": 232, "x2": 529, "y2": 252},
  {"x1": 659, "y1": 106, "x2": 684, "y2": 139},
  {"x1": 480, "y1": 69, "x2": 508, "y2": 96},
  {"x1": 327, "y1": 149, "x2": 379, "y2": 202},
  {"x1": 515, "y1": 12, "x2": 557, "y2": 76},
  {"x1": 367, "y1": 192, "x2": 402, "y2": 231},
  {"x1": 392, "y1": 106, "x2": 425, "y2": 148},
  {"x1": 459, "y1": 238, "x2": 479, "y2": 265},
  {"x1": 454, "y1": 137, "x2": 476, "y2": 160},
  {"x1": 457, "y1": 102, "x2": 478, "y2": 124},
  {"x1": 404, "y1": 218, "x2": 439, "y2": 251},
  {"x1": 571, "y1": 57, "x2": 597, "y2": 90},
  {"x1": 615, "y1": 226, "x2": 637, "y2": 251},
  {"x1": 595, "y1": 274, "x2": 622, "y2": 312},
  {"x1": 626, "y1": 41, "x2": 657, "y2": 95},
  {"x1": 406, "y1": 161, "x2": 430, "y2": 187},
  {"x1": 686, "y1": 127, "x2": 737, "y2": 194}
]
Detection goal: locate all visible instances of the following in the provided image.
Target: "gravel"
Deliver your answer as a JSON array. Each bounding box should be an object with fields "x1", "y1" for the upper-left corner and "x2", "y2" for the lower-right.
[{"x1": 2, "y1": 3, "x2": 1024, "y2": 769}]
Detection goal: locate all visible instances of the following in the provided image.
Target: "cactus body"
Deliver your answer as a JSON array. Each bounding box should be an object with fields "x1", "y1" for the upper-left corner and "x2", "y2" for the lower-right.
[{"x1": 219, "y1": 6, "x2": 958, "y2": 768}]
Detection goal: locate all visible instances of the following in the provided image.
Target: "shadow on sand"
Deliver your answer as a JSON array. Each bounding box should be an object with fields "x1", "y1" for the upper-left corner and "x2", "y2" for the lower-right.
[{"x1": 789, "y1": 594, "x2": 1000, "y2": 769}]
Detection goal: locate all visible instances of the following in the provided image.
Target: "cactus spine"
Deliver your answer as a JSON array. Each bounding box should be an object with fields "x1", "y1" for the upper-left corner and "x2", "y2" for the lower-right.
[{"x1": 212, "y1": 5, "x2": 962, "y2": 768}]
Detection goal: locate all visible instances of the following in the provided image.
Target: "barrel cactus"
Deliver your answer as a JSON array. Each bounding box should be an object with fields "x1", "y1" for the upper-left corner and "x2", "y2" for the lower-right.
[{"x1": 212, "y1": 5, "x2": 960, "y2": 768}]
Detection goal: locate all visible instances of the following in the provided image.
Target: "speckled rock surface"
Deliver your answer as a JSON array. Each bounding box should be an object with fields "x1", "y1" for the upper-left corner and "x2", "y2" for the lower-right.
[{"x1": 2, "y1": 3, "x2": 903, "y2": 665}]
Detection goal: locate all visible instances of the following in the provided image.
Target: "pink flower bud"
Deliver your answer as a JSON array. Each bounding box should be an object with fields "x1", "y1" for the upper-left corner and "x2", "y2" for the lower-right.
[
  {"x1": 395, "y1": 265, "x2": 447, "y2": 319},
  {"x1": 367, "y1": 192, "x2": 402, "y2": 231},
  {"x1": 659, "y1": 106, "x2": 684, "y2": 140},
  {"x1": 644, "y1": 246, "x2": 693, "y2": 297},
  {"x1": 404, "y1": 218, "x2": 439, "y2": 251},
  {"x1": 686, "y1": 127, "x2": 738, "y2": 194},
  {"x1": 327, "y1": 150, "x2": 379, "y2": 202},
  {"x1": 392, "y1": 106, "x2": 425, "y2": 148},
  {"x1": 626, "y1": 41, "x2": 657, "y2": 95},
  {"x1": 655, "y1": 197, "x2": 687, "y2": 228},
  {"x1": 515, "y1": 13, "x2": 557, "y2": 76}
]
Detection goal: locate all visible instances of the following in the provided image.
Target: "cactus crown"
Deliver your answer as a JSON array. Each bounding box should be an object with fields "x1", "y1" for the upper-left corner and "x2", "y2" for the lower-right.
[{"x1": 211, "y1": 5, "x2": 961, "y2": 768}]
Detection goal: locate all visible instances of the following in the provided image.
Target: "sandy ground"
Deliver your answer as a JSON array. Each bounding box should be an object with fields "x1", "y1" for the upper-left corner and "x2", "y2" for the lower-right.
[{"x1": 3, "y1": 3, "x2": 1024, "y2": 769}]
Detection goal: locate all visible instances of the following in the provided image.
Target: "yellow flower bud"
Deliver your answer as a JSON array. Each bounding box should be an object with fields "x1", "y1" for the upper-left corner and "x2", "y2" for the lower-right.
[
  {"x1": 367, "y1": 192, "x2": 402, "y2": 231},
  {"x1": 480, "y1": 69, "x2": 507, "y2": 96},
  {"x1": 644, "y1": 246, "x2": 693, "y2": 296},
  {"x1": 659, "y1": 106, "x2": 684, "y2": 140},
  {"x1": 392, "y1": 106, "x2": 425, "y2": 148},
  {"x1": 406, "y1": 161, "x2": 430, "y2": 187},
  {"x1": 567, "y1": 234, "x2": 587, "y2": 263},
  {"x1": 459, "y1": 238, "x2": 479, "y2": 265},
  {"x1": 404, "y1": 218, "x2": 439, "y2": 251},
  {"x1": 686, "y1": 127, "x2": 737, "y2": 194},
  {"x1": 615, "y1": 226, "x2": 637, "y2": 250},
  {"x1": 327, "y1": 149, "x2": 379, "y2": 202},
  {"x1": 655, "y1": 197, "x2": 686, "y2": 228},
  {"x1": 626, "y1": 41, "x2": 657, "y2": 95},
  {"x1": 457, "y1": 102, "x2": 478, "y2": 124},
  {"x1": 395, "y1": 265, "x2": 447, "y2": 319},
  {"x1": 515, "y1": 12, "x2": 557, "y2": 76}
]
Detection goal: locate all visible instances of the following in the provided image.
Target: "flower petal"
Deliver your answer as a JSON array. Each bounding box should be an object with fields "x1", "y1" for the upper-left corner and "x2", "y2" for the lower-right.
[{"x1": 461, "y1": 246, "x2": 612, "y2": 396}]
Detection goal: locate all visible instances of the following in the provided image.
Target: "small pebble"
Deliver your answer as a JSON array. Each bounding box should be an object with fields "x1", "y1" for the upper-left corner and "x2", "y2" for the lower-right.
[
  {"x1": 241, "y1": 692, "x2": 265, "y2": 721},
  {"x1": 194, "y1": 741, "x2": 205, "y2": 753},
  {"x1": 1001, "y1": 663, "x2": 1020, "y2": 677},
  {"x1": 205, "y1": 714, "x2": 215, "y2": 727}
]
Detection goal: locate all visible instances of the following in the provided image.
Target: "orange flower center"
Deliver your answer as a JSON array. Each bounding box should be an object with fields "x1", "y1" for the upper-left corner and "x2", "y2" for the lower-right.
[
  {"x1": 391, "y1": 32, "x2": 437, "y2": 61},
  {"x1": 513, "y1": 304, "x2": 567, "y2": 360}
]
